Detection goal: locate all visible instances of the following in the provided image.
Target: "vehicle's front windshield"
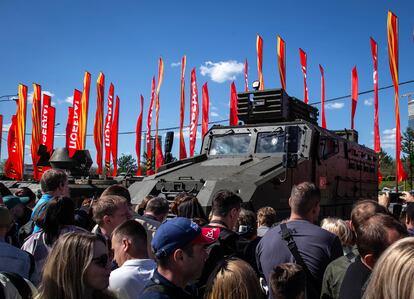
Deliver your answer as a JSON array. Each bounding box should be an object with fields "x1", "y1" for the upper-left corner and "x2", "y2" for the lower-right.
[
  {"x1": 255, "y1": 131, "x2": 285, "y2": 153},
  {"x1": 209, "y1": 134, "x2": 251, "y2": 155}
]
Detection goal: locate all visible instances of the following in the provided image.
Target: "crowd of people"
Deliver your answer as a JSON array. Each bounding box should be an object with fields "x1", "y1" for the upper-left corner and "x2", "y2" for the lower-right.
[{"x1": 1, "y1": 169, "x2": 414, "y2": 299}]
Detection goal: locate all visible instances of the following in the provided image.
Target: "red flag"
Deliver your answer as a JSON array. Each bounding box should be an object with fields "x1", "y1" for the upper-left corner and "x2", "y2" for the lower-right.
[
  {"x1": 94, "y1": 72, "x2": 105, "y2": 175},
  {"x1": 370, "y1": 37, "x2": 382, "y2": 183},
  {"x1": 39, "y1": 94, "x2": 52, "y2": 175},
  {"x1": 41, "y1": 95, "x2": 55, "y2": 155},
  {"x1": 136, "y1": 95, "x2": 144, "y2": 176},
  {"x1": 66, "y1": 107, "x2": 73, "y2": 149},
  {"x1": 179, "y1": 56, "x2": 188, "y2": 160},
  {"x1": 189, "y1": 68, "x2": 199, "y2": 157},
  {"x1": 31, "y1": 84, "x2": 42, "y2": 180},
  {"x1": 146, "y1": 77, "x2": 156, "y2": 175},
  {"x1": 202, "y1": 83, "x2": 209, "y2": 137},
  {"x1": 78, "y1": 71, "x2": 90, "y2": 150},
  {"x1": 319, "y1": 65, "x2": 326, "y2": 129},
  {"x1": 230, "y1": 82, "x2": 239, "y2": 126},
  {"x1": 244, "y1": 59, "x2": 249, "y2": 92},
  {"x1": 4, "y1": 115, "x2": 18, "y2": 179},
  {"x1": 277, "y1": 36, "x2": 286, "y2": 91},
  {"x1": 111, "y1": 96, "x2": 120, "y2": 176},
  {"x1": 46, "y1": 106, "x2": 55, "y2": 153},
  {"x1": 370, "y1": 38, "x2": 380, "y2": 153},
  {"x1": 299, "y1": 48, "x2": 309, "y2": 104},
  {"x1": 256, "y1": 35, "x2": 264, "y2": 90},
  {"x1": 104, "y1": 83, "x2": 114, "y2": 175},
  {"x1": 387, "y1": 11, "x2": 407, "y2": 183},
  {"x1": 0, "y1": 114, "x2": 2, "y2": 161},
  {"x1": 68, "y1": 89, "x2": 82, "y2": 158},
  {"x1": 351, "y1": 67, "x2": 358, "y2": 130},
  {"x1": 15, "y1": 84, "x2": 27, "y2": 180},
  {"x1": 155, "y1": 57, "x2": 165, "y2": 170}
]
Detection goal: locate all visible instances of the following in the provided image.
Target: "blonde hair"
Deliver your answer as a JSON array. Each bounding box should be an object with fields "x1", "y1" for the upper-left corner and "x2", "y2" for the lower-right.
[
  {"x1": 36, "y1": 232, "x2": 114, "y2": 299},
  {"x1": 204, "y1": 258, "x2": 264, "y2": 299},
  {"x1": 320, "y1": 217, "x2": 353, "y2": 246},
  {"x1": 364, "y1": 237, "x2": 414, "y2": 299}
]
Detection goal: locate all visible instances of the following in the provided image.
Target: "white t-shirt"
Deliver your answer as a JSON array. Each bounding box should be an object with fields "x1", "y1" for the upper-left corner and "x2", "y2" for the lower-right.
[{"x1": 109, "y1": 258, "x2": 156, "y2": 299}]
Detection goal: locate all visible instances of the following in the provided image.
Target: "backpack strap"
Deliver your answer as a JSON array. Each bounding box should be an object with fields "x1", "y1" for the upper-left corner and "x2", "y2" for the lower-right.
[
  {"x1": 280, "y1": 223, "x2": 320, "y2": 298},
  {"x1": 0, "y1": 272, "x2": 32, "y2": 299},
  {"x1": 33, "y1": 201, "x2": 49, "y2": 226}
]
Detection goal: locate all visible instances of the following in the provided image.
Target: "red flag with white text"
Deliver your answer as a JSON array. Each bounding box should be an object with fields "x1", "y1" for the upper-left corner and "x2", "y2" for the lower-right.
[
  {"x1": 299, "y1": 49, "x2": 308, "y2": 104},
  {"x1": 189, "y1": 68, "x2": 199, "y2": 157},
  {"x1": 111, "y1": 96, "x2": 120, "y2": 176},
  {"x1": 66, "y1": 107, "x2": 73, "y2": 149},
  {"x1": 68, "y1": 89, "x2": 82, "y2": 158},
  {"x1": 104, "y1": 83, "x2": 114, "y2": 175}
]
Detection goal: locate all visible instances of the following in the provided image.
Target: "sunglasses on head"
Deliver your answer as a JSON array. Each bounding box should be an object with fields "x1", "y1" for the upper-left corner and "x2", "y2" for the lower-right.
[{"x1": 92, "y1": 254, "x2": 109, "y2": 268}]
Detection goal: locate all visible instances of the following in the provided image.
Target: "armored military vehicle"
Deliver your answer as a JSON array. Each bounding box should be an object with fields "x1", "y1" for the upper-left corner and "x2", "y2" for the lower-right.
[{"x1": 131, "y1": 88, "x2": 378, "y2": 219}]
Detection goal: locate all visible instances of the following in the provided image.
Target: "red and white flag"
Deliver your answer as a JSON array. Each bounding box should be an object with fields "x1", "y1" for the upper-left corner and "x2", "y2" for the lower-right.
[
  {"x1": 189, "y1": 68, "x2": 199, "y2": 157},
  {"x1": 202, "y1": 83, "x2": 209, "y2": 137}
]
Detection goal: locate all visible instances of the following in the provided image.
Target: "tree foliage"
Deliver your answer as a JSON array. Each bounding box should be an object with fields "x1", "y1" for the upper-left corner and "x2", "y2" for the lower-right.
[
  {"x1": 402, "y1": 127, "x2": 414, "y2": 188},
  {"x1": 117, "y1": 154, "x2": 138, "y2": 174}
]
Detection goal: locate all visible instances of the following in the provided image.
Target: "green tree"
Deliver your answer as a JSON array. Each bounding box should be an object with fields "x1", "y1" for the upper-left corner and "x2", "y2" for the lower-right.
[
  {"x1": 402, "y1": 127, "x2": 414, "y2": 188},
  {"x1": 379, "y1": 147, "x2": 395, "y2": 178},
  {"x1": 117, "y1": 154, "x2": 138, "y2": 175}
]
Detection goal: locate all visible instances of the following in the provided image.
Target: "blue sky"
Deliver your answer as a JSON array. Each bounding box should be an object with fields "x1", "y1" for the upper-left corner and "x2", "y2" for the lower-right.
[{"x1": 0, "y1": 0, "x2": 413, "y2": 166}]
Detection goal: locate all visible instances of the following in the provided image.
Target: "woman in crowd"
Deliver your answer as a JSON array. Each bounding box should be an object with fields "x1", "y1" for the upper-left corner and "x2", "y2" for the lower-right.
[
  {"x1": 171, "y1": 193, "x2": 208, "y2": 226},
  {"x1": 269, "y1": 263, "x2": 306, "y2": 299},
  {"x1": 36, "y1": 232, "x2": 115, "y2": 299},
  {"x1": 21, "y1": 196, "x2": 86, "y2": 285},
  {"x1": 204, "y1": 258, "x2": 265, "y2": 299},
  {"x1": 364, "y1": 237, "x2": 414, "y2": 299},
  {"x1": 320, "y1": 217, "x2": 354, "y2": 254}
]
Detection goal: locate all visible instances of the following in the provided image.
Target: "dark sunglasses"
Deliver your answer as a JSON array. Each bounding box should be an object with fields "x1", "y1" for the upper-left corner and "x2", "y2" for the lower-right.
[{"x1": 92, "y1": 254, "x2": 109, "y2": 268}]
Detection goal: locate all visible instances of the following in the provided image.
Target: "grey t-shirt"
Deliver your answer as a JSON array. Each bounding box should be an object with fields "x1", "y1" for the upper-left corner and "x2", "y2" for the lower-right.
[{"x1": 256, "y1": 220, "x2": 342, "y2": 298}]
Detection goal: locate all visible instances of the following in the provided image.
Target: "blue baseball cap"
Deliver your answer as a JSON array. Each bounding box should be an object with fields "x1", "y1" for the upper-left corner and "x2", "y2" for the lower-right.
[
  {"x1": 3, "y1": 195, "x2": 31, "y2": 209},
  {"x1": 152, "y1": 217, "x2": 220, "y2": 258}
]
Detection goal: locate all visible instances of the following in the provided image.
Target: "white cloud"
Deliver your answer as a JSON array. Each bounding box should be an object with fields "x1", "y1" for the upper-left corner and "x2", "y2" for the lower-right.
[
  {"x1": 200, "y1": 60, "x2": 244, "y2": 83},
  {"x1": 25, "y1": 144, "x2": 31, "y2": 150},
  {"x1": 363, "y1": 98, "x2": 373, "y2": 106},
  {"x1": 2, "y1": 123, "x2": 11, "y2": 132},
  {"x1": 211, "y1": 111, "x2": 220, "y2": 117},
  {"x1": 27, "y1": 90, "x2": 55, "y2": 104},
  {"x1": 325, "y1": 102, "x2": 344, "y2": 109},
  {"x1": 64, "y1": 96, "x2": 73, "y2": 105},
  {"x1": 51, "y1": 101, "x2": 57, "y2": 106},
  {"x1": 381, "y1": 128, "x2": 396, "y2": 149},
  {"x1": 173, "y1": 127, "x2": 202, "y2": 140},
  {"x1": 171, "y1": 61, "x2": 181, "y2": 68}
]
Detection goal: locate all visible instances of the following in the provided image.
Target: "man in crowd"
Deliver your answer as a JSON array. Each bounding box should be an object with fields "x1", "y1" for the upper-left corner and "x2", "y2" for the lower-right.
[
  {"x1": 92, "y1": 195, "x2": 131, "y2": 241},
  {"x1": 141, "y1": 217, "x2": 219, "y2": 299},
  {"x1": 257, "y1": 206, "x2": 277, "y2": 237},
  {"x1": 256, "y1": 182, "x2": 342, "y2": 298},
  {"x1": 405, "y1": 203, "x2": 414, "y2": 236},
  {"x1": 31, "y1": 169, "x2": 69, "y2": 233},
  {"x1": 196, "y1": 190, "x2": 243, "y2": 291},
  {"x1": 339, "y1": 213, "x2": 407, "y2": 299},
  {"x1": 135, "y1": 197, "x2": 169, "y2": 257},
  {"x1": 101, "y1": 184, "x2": 132, "y2": 205},
  {"x1": 321, "y1": 199, "x2": 389, "y2": 299},
  {"x1": 3, "y1": 195, "x2": 31, "y2": 246},
  {"x1": 0, "y1": 206, "x2": 33, "y2": 279},
  {"x1": 110, "y1": 220, "x2": 156, "y2": 299}
]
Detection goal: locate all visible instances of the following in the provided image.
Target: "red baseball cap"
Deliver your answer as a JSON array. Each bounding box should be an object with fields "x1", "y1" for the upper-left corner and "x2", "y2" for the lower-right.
[{"x1": 192, "y1": 227, "x2": 220, "y2": 245}]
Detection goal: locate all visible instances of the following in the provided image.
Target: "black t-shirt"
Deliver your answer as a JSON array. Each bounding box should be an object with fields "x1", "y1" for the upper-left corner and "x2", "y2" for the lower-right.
[
  {"x1": 339, "y1": 257, "x2": 371, "y2": 299},
  {"x1": 256, "y1": 220, "x2": 343, "y2": 299}
]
